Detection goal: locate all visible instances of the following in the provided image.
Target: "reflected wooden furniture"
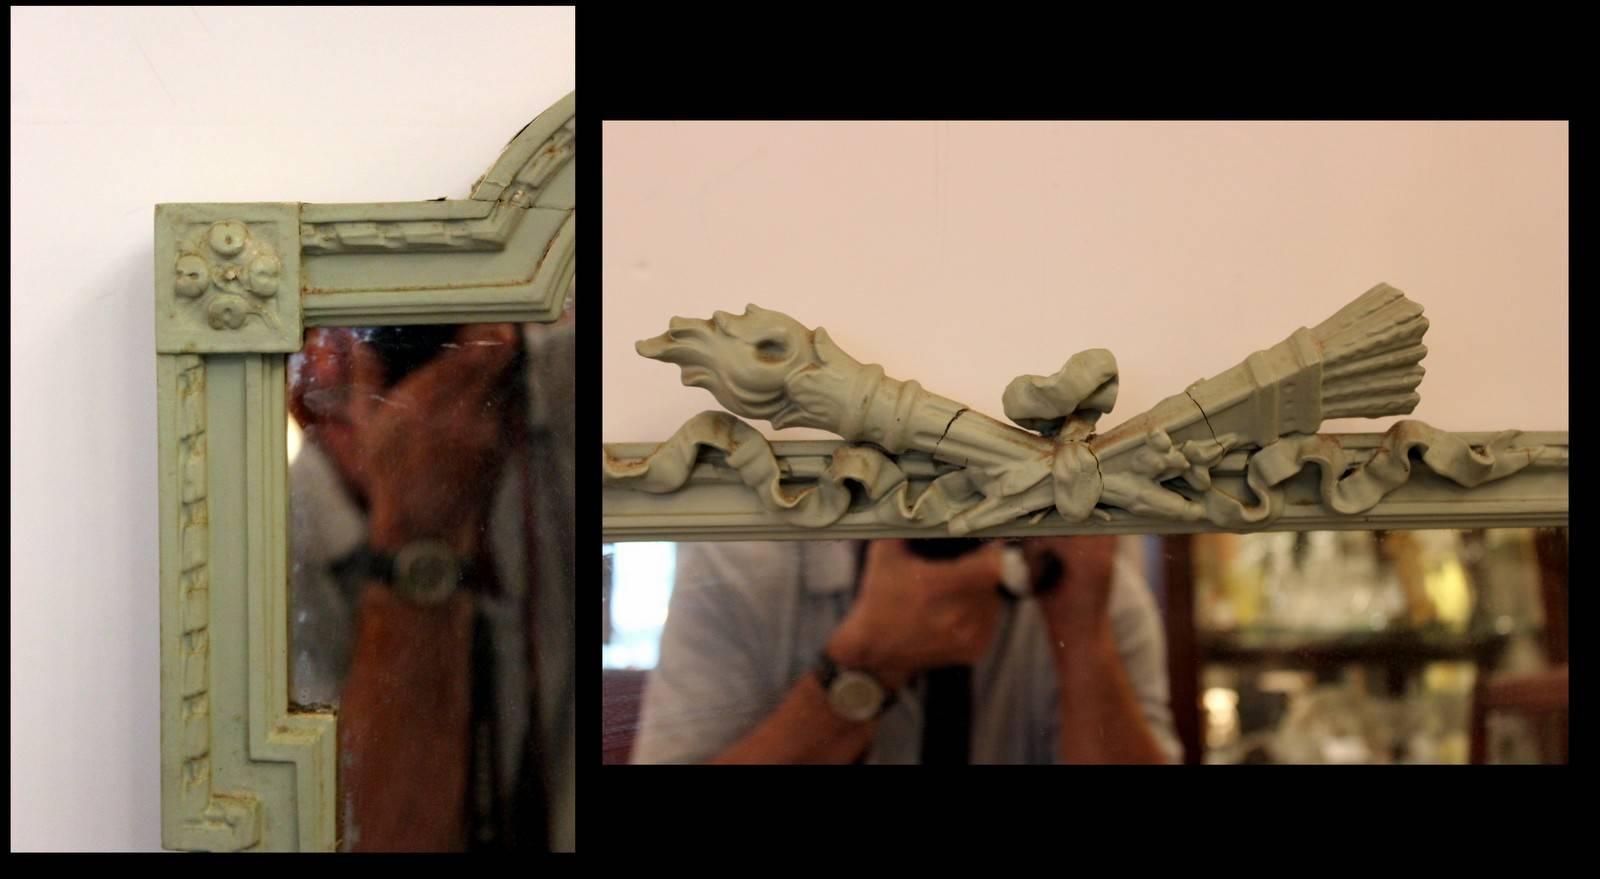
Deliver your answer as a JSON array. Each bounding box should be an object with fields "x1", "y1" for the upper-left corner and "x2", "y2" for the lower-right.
[
  {"x1": 1160, "y1": 534, "x2": 1204, "y2": 765},
  {"x1": 603, "y1": 669, "x2": 650, "y2": 765},
  {"x1": 1468, "y1": 665, "x2": 1568, "y2": 764},
  {"x1": 1468, "y1": 528, "x2": 1567, "y2": 763},
  {"x1": 1534, "y1": 527, "x2": 1569, "y2": 665}
]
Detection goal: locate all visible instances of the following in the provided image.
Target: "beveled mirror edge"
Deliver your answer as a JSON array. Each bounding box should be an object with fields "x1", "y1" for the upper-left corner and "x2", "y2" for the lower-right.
[{"x1": 157, "y1": 93, "x2": 575, "y2": 852}]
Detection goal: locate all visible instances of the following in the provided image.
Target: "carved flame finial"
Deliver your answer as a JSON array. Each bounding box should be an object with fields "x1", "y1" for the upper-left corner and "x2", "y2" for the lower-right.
[{"x1": 635, "y1": 304, "x2": 839, "y2": 427}]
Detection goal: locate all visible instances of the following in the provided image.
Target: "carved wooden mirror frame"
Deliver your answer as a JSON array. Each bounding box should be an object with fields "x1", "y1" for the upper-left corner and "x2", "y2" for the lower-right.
[
  {"x1": 602, "y1": 286, "x2": 1566, "y2": 541},
  {"x1": 157, "y1": 93, "x2": 574, "y2": 851}
]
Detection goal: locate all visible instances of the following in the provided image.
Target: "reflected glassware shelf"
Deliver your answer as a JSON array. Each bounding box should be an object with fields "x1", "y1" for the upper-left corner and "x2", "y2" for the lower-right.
[{"x1": 1199, "y1": 628, "x2": 1510, "y2": 669}]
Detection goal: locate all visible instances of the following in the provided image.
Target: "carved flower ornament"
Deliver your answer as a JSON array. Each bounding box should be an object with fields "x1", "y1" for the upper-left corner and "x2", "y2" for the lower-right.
[{"x1": 172, "y1": 220, "x2": 282, "y2": 330}]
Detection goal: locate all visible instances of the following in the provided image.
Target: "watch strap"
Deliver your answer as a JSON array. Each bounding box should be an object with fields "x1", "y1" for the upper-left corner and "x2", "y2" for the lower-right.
[{"x1": 329, "y1": 544, "x2": 489, "y2": 599}]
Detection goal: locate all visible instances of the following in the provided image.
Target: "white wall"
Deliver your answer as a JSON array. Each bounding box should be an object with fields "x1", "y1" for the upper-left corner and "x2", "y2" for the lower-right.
[
  {"x1": 603, "y1": 122, "x2": 1567, "y2": 441},
  {"x1": 9, "y1": 6, "x2": 574, "y2": 852}
]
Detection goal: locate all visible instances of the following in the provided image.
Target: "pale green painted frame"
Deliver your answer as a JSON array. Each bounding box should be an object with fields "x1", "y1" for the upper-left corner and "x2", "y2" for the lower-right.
[
  {"x1": 603, "y1": 431, "x2": 1568, "y2": 541},
  {"x1": 157, "y1": 93, "x2": 574, "y2": 852}
]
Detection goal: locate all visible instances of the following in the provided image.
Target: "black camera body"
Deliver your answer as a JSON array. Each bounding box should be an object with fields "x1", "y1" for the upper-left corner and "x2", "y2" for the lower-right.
[
  {"x1": 904, "y1": 537, "x2": 1064, "y2": 596},
  {"x1": 903, "y1": 538, "x2": 988, "y2": 560},
  {"x1": 363, "y1": 325, "x2": 460, "y2": 384}
]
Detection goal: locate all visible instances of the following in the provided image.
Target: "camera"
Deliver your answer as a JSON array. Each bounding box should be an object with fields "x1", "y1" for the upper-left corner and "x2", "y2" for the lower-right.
[
  {"x1": 362, "y1": 325, "x2": 461, "y2": 385},
  {"x1": 904, "y1": 538, "x2": 988, "y2": 560},
  {"x1": 904, "y1": 537, "x2": 1060, "y2": 597}
]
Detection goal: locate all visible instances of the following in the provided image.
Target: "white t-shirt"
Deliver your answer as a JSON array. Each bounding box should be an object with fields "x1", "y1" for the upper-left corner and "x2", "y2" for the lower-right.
[{"x1": 634, "y1": 539, "x2": 1181, "y2": 764}]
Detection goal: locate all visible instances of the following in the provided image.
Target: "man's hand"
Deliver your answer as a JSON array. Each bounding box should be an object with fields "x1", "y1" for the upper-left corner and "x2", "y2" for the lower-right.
[
  {"x1": 1022, "y1": 535, "x2": 1119, "y2": 645},
  {"x1": 826, "y1": 539, "x2": 1006, "y2": 691},
  {"x1": 348, "y1": 324, "x2": 521, "y2": 557},
  {"x1": 1023, "y1": 535, "x2": 1170, "y2": 763}
]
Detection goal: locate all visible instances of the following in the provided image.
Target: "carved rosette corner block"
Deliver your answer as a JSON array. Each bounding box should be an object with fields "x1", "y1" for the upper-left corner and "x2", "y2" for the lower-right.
[{"x1": 156, "y1": 203, "x2": 302, "y2": 354}]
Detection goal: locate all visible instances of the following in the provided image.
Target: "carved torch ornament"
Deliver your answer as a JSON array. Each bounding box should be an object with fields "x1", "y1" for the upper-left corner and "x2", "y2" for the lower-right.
[{"x1": 603, "y1": 285, "x2": 1561, "y2": 534}]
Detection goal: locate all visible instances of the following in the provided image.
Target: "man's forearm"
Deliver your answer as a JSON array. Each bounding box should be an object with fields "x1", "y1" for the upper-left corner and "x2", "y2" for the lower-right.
[
  {"x1": 710, "y1": 618, "x2": 911, "y2": 764},
  {"x1": 709, "y1": 674, "x2": 878, "y2": 764},
  {"x1": 1052, "y1": 623, "x2": 1168, "y2": 764},
  {"x1": 339, "y1": 584, "x2": 475, "y2": 850}
]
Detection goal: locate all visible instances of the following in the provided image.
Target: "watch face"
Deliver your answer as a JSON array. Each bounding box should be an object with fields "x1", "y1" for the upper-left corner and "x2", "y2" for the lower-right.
[
  {"x1": 394, "y1": 541, "x2": 460, "y2": 605},
  {"x1": 830, "y1": 671, "x2": 886, "y2": 723}
]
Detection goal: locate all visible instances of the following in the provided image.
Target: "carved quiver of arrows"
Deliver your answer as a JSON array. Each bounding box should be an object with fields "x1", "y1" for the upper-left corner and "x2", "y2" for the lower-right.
[
  {"x1": 1027, "y1": 283, "x2": 1429, "y2": 523},
  {"x1": 1091, "y1": 283, "x2": 1425, "y2": 454}
]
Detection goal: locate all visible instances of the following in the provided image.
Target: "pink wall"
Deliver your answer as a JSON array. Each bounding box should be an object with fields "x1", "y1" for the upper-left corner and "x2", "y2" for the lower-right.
[{"x1": 603, "y1": 122, "x2": 1567, "y2": 442}]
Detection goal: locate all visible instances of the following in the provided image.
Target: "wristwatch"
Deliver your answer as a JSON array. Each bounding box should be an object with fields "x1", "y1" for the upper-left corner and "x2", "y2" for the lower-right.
[
  {"x1": 331, "y1": 540, "x2": 482, "y2": 606},
  {"x1": 815, "y1": 650, "x2": 897, "y2": 723}
]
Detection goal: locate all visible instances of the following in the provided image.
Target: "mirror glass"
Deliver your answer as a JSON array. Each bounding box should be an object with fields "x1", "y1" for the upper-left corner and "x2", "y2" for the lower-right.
[
  {"x1": 602, "y1": 528, "x2": 1566, "y2": 765},
  {"x1": 287, "y1": 312, "x2": 573, "y2": 851}
]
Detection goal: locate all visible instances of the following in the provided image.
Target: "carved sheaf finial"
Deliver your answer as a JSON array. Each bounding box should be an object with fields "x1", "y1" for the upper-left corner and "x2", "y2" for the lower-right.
[{"x1": 605, "y1": 284, "x2": 1561, "y2": 534}]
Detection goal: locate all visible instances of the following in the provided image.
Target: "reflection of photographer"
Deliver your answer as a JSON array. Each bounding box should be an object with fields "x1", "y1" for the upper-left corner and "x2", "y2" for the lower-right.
[
  {"x1": 634, "y1": 537, "x2": 1180, "y2": 764},
  {"x1": 288, "y1": 321, "x2": 573, "y2": 850}
]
